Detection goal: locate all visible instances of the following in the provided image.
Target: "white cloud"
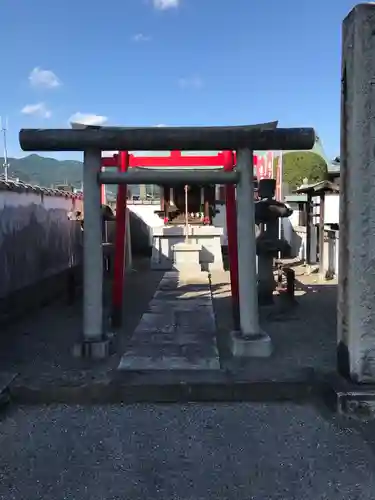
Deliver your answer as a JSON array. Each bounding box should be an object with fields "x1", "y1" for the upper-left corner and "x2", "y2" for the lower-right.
[
  {"x1": 153, "y1": 0, "x2": 180, "y2": 10},
  {"x1": 178, "y1": 76, "x2": 203, "y2": 89},
  {"x1": 29, "y1": 67, "x2": 61, "y2": 89},
  {"x1": 132, "y1": 33, "x2": 151, "y2": 42},
  {"x1": 21, "y1": 102, "x2": 52, "y2": 119},
  {"x1": 69, "y1": 112, "x2": 108, "y2": 127},
  {"x1": 154, "y1": 123, "x2": 167, "y2": 127}
]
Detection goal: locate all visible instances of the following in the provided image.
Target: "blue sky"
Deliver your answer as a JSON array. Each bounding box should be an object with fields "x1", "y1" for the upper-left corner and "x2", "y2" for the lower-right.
[{"x1": 0, "y1": 0, "x2": 358, "y2": 160}]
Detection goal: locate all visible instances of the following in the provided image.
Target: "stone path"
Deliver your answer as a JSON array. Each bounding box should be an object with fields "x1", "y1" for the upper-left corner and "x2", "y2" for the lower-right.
[{"x1": 118, "y1": 271, "x2": 220, "y2": 370}]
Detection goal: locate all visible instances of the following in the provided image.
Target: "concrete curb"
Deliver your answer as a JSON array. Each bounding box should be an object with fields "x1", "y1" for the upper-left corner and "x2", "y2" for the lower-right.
[
  {"x1": 6, "y1": 370, "x2": 375, "y2": 418},
  {"x1": 8, "y1": 370, "x2": 322, "y2": 405},
  {"x1": 0, "y1": 373, "x2": 18, "y2": 409}
]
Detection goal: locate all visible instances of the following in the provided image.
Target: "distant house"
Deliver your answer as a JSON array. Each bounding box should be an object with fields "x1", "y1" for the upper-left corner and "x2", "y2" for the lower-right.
[{"x1": 328, "y1": 157, "x2": 340, "y2": 184}]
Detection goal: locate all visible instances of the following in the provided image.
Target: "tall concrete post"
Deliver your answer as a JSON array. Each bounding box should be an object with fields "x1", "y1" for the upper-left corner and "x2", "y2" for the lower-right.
[
  {"x1": 338, "y1": 4, "x2": 375, "y2": 382},
  {"x1": 74, "y1": 149, "x2": 108, "y2": 359},
  {"x1": 139, "y1": 184, "x2": 147, "y2": 200},
  {"x1": 125, "y1": 207, "x2": 132, "y2": 272},
  {"x1": 230, "y1": 148, "x2": 272, "y2": 357}
]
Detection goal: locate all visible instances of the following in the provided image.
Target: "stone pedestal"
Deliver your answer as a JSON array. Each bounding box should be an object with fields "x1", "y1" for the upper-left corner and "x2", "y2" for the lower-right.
[
  {"x1": 72, "y1": 338, "x2": 111, "y2": 359},
  {"x1": 339, "y1": 4, "x2": 375, "y2": 383},
  {"x1": 229, "y1": 330, "x2": 272, "y2": 358},
  {"x1": 172, "y1": 242, "x2": 202, "y2": 275},
  {"x1": 151, "y1": 225, "x2": 224, "y2": 271}
]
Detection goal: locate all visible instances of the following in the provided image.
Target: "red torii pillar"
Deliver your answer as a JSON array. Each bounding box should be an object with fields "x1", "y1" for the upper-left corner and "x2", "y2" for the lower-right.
[
  {"x1": 111, "y1": 151, "x2": 129, "y2": 327},
  {"x1": 223, "y1": 150, "x2": 240, "y2": 330},
  {"x1": 100, "y1": 167, "x2": 106, "y2": 205}
]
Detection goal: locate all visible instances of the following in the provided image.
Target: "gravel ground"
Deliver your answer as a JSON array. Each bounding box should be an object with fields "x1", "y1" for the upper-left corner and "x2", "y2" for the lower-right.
[
  {"x1": 0, "y1": 259, "x2": 338, "y2": 387},
  {"x1": 210, "y1": 267, "x2": 337, "y2": 378},
  {"x1": 0, "y1": 262, "x2": 372, "y2": 499},
  {"x1": 0, "y1": 402, "x2": 374, "y2": 500},
  {"x1": 0, "y1": 258, "x2": 164, "y2": 385}
]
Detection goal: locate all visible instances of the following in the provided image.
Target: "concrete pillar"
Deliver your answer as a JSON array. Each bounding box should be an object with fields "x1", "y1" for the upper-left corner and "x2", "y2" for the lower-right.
[
  {"x1": 139, "y1": 184, "x2": 147, "y2": 200},
  {"x1": 230, "y1": 148, "x2": 272, "y2": 357},
  {"x1": 338, "y1": 4, "x2": 375, "y2": 382},
  {"x1": 125, "y1": 207, "x2": 132, "y2": 272},
  {"x1": 74, "y1": 149, "x2": 108, "y2": 359}
]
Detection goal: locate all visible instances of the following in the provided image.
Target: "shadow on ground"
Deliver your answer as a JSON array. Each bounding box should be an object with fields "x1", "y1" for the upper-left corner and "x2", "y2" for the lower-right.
[
  {"x1": 0, "y1": 255, "x2": 339, "y2": 404},
  {"x1": 0, "y1": 257, "x2": 164, "y2": 386},
  {"x1": 210, "y1": 268, "x2": 337, "y2": 382}
]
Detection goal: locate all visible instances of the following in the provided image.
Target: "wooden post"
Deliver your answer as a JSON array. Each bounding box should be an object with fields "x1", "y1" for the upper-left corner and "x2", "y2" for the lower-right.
[
  {"x1": 160, "y1": 186, "x2": 165, "y2": 211},
  {"x1": 203, "y1": 186, "x2": 210, "y2": 222},
  {"x1": 306, "y1": 193, "x2": 313, "y2": 265},
  {"x1": 319, "y1": 192, "x2": 325, "y2": 276},
  {"x1": 164, "y1": 185, "x2": 170, "y2": 221}
]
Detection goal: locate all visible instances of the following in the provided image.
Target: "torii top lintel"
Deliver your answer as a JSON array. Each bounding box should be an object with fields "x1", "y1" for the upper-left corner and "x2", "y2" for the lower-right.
[{"x1": 101, "y1": 150, "x2": 259, "y2": 168}]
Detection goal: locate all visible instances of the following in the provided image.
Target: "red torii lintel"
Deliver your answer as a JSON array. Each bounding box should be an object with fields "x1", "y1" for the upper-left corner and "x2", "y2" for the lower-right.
[{"x1": 102, "y1": 150, "x2": 259, "y2": 168}]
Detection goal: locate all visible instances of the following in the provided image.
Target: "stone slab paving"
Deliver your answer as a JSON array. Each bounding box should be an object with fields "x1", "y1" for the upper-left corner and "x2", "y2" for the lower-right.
[{"x1": 118, "y1": 271, "x2": 220, "y2": 370}]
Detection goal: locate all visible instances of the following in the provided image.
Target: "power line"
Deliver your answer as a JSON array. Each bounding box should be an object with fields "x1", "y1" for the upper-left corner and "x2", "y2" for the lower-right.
[{"x1": 0, "y1": 116, "x2": 9, "y2": 182}]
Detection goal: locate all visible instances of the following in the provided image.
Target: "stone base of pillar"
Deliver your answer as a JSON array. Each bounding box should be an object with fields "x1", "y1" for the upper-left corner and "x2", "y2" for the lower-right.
[
  {"x1": 229, "y1": 330, "x2": 272, "y2": 358},
  {"x1": 172, "y1": 242, "x2": 202, "y2": 275},
  {"x1": 72, "y1": 338, "x2": 111, "y2": 359},
  {"x1": 325, "y1": 373, "x2": 375, "y2": 418}
]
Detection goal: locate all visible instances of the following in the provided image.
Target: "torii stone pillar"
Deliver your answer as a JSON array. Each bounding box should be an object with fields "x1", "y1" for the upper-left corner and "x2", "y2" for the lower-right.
[{"x1": 339, "y1": 4, "x2": 375, "y2": 383}]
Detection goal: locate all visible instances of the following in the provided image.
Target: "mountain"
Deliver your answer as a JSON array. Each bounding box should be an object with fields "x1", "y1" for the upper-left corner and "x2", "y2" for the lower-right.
[
  {"x1": 0, "y1": 154, "x2": 139, "y2": 199},
  {"x1": 0, "y1": 154, "x2": 83, "y2": 188}
]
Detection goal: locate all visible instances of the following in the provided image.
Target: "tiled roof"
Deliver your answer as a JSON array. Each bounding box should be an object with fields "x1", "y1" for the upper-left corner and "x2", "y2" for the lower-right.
[
  {"x1": 329, "y1": 158, "x2": 340, "y2": 174},
  {"x1": 295, "y1": 180, "x2": 340, "y2": 194},
  {"x1": 0, "y1": 178, "x2": 80, "y2": 197}
]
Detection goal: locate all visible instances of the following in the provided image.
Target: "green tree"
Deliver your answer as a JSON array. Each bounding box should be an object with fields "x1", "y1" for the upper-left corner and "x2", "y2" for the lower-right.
[{"x1": 274, "y1": 152, "x2": 328, "y2": 190}]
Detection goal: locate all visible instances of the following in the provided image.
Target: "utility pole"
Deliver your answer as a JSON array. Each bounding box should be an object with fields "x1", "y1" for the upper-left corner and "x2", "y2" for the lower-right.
[{"x1": 1, "y1": 117, "x2": 9, "y2": 182}]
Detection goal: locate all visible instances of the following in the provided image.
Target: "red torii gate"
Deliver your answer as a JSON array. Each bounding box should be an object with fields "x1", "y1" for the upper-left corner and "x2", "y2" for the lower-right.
[{"x1": 102, "y1": 150, "x2": 261, "y2": 328}]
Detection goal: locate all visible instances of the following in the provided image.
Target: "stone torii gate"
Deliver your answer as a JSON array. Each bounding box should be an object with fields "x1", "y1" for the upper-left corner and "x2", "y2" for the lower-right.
[{"x1": 19, "y1": 125, "x2": 314, "y2": 360}]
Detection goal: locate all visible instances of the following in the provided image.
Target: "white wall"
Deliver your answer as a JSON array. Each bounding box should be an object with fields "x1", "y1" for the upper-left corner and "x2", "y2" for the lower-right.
[
  {"x1": 213, "y1": 205, "x2": 227, "y2": 245},
  {"x1": 324, "y1": 194, "x2": 340, "y2": 224},
  {"x1": 312, "y1": 194, "x2": 339, "y2": 225},
  {"x1": 128, "y1": 204, "x2": 163, "y2": 245}
]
